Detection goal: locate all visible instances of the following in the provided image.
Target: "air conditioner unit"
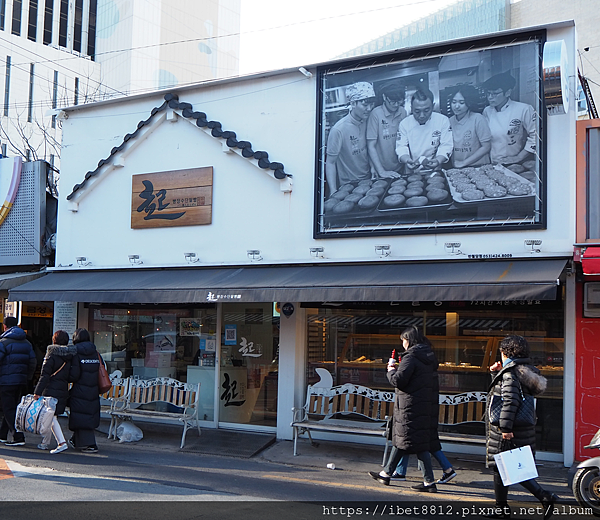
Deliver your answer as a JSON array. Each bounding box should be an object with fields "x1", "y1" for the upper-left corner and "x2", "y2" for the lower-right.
[{"x1": 584, "y1": 283, "x2": 600, "y2": 317}]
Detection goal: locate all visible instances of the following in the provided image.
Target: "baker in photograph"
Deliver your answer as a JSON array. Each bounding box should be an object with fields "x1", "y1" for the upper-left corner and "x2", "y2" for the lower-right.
[
  {"x1": 366, "y1": 81, "x2": 407, "y2": 179},
  {"x1": 396, "y1": 88, "x2": 453, "y2": 172},
  {"x1": 482, "y1": 72, "x2": 537, "y2": 166},
  {"x1": 447, "y1": 84, "x2": 491, "y2": 168},
  {"x1": 325, "y1": 81, "x2": 375, "y2": 194}
]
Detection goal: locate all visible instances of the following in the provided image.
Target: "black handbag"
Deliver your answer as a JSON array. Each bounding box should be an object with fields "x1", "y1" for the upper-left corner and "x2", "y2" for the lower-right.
[{"x1": 489, "y1": 378, "x2": 536, "y2": 427}]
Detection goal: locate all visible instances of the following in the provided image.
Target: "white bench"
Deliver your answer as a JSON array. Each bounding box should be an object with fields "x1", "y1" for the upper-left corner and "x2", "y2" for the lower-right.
[
  {"x1": 291, "y1": 381, "x2": 394, "y2": 464},
  {"x1": 108, "y1": 377, "x2": 201, "y2": 448},
  {"x1": 438, "y1": 391, "x2": 487, "y2": 445}
]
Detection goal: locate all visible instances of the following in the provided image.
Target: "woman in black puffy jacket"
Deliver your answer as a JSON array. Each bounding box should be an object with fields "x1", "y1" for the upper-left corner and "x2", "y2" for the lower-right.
[
  {"x1": 33, "y1": 330, "x2": 79, "y2": 454},
  {"x1": 68, "y1": 328, "x2": 101, "y2": 453},
  {"x1": 485, "y1": 335, "x2": 557, "y2": 519}
]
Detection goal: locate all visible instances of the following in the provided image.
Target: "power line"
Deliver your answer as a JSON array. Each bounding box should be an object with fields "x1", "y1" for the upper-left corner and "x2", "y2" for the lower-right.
[{"x1": 8, "y1": 0, "x2": 448, "y2": 68}]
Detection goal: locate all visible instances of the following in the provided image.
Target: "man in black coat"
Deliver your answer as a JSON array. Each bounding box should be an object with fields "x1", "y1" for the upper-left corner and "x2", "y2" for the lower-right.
[{"x1": 0, "y1": 316, "x2": 36, "y2": 446}]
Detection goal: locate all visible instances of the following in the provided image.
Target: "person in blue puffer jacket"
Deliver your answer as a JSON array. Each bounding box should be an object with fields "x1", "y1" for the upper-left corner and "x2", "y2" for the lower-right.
[{"x1": 0, "y1": 316, "x2": 36, "y2": 446}]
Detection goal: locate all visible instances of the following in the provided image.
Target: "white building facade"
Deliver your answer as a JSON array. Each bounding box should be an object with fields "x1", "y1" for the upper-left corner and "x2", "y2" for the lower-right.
[{"x1": 11, "y1": 23, "x2": 578, "y2": 465}]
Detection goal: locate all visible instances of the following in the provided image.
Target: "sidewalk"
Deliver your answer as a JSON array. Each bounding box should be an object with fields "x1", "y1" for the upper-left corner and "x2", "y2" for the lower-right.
[{"x1": 89, "y1": 418, "x2": 572, "y2": 504}]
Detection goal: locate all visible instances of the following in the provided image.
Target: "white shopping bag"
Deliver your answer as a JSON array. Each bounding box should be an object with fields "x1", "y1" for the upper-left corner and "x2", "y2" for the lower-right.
[{"x1": 494, "y1": 444, "x2": 538, "y2": 485}]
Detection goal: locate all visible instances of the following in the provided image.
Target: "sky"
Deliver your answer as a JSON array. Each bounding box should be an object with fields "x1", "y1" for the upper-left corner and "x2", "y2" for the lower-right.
[{"x1": 239, "y1": 0, "x2": 460, "y2": 75}]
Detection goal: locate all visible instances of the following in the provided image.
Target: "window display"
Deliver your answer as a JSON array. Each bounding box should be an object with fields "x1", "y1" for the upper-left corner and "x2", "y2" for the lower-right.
[
  {"x1": 305, "y1": 300, "x2": 564, "y2": 453},
  {"x1": 88, "y1": 304, "x2": 217, "y2": 420}
]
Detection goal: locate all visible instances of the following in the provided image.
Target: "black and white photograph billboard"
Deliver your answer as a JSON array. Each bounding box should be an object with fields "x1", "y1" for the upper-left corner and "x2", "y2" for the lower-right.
[{"x1": 314, "y1": 32, "x2": 546, "y2": 237}]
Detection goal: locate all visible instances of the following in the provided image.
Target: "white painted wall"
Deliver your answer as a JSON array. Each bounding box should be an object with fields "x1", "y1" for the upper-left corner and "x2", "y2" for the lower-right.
[{"x1": 56, "y1": 26, "x2": 577, "y2": 270}]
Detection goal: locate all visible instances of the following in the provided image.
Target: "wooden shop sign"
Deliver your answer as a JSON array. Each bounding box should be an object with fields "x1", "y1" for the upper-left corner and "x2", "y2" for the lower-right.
[{"x1": 131, "y1": 167, "x2": 212, "y2": 229}]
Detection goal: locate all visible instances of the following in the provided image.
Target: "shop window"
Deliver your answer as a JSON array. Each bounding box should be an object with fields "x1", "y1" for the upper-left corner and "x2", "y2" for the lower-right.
[
  {"x1": 305, "y1": 301, "x2": 564, "y2": 453},
  {"x1": 88, "y1": 305, "x2": 217, "y2": 421}
]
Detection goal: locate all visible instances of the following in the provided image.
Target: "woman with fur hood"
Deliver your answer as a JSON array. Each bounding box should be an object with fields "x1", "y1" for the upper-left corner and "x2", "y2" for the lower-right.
[
  {"x1": 485, "y1": 335, "x2": 558, "y2": 519},
  {"x1": 33, "y1": 330, "x2": 79, "y2": 454}
]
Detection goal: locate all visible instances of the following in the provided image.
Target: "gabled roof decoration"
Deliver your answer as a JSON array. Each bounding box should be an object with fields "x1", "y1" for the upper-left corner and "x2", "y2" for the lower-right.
[{"x1": 67, "y1": 93, "x2": 291, "y2": 201}]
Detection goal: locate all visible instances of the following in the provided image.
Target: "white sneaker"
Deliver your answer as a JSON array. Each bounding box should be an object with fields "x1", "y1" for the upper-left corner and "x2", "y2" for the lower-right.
[
  {"x1": 37, "y1": 443, "x2": 50, "y2": 450},
  {"x1": 50, "y1": 443, "x2": 68, "y2": 454}
]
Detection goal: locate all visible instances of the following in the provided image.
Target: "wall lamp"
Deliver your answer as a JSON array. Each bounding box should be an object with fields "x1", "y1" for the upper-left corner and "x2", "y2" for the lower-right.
[
  {"x1": 524, "y1": 239, "x2": 542, "y2": 253},
  {"x1": 184, "y1": 252, "x2": 199, "y2": 263},
  {"x1": 247, "y1": 250, "x2": 263, "y2": 261},
  {"x1": 375, "y1": 244, "x2": 391, "y2": 257},
  {"x1": 128, "y1": 254, "x2": 143, "y2": 265},
  {"x1": 445, "y1": 242, "x2": 462, "y2": 254},
  {"x1": 76, "y1": 256, "x2": 91, "y2": 267},
  {"x1": 298, "y1": 67, "x2": 313, "y2": 78},
  {"x1": 310, "y1": 247, "x2": 324, "y2": 258}
]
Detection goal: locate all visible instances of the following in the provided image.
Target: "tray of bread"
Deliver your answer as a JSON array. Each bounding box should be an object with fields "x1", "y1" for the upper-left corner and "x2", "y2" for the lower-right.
[
  {"x1": 445, "y1": 164, "x2": 536, "y2": 204},
  {"x1": 376, "y1": 170, "x2": 453, "y2": 213},
  {"x1": 323, "y1": 178, "x2": 393, "y2": 217}
]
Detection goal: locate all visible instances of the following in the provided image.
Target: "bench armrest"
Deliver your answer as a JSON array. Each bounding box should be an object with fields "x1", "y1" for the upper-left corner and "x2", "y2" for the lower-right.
[
  {"x1": 110, "y1": 397, "x2": 128, "y2": 412},
  {"x1": 291, "y1": 406, "x2": 307, "y2": 424}
]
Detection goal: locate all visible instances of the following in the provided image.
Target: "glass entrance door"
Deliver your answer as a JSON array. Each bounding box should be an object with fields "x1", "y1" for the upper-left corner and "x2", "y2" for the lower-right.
[{"x1": 218, "y1": 302, "x2": 279, "y2": 428}]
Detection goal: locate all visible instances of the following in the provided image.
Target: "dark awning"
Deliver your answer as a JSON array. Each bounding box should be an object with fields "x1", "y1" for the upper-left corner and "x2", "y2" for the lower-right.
[
  {"x1": 8, "y1": 259, "x2": 567, "y2": 304},
  {"x1": 0, "y1": 271, "x2": 46, "y2": 291}
]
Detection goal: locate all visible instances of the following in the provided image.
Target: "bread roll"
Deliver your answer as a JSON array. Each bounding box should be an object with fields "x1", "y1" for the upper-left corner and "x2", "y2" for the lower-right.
[
  {"x1": 387, "y1": 185, "x2": 406, "y2": 195},
  {"x1": 332, "y1": 200, "x2": 356, "y2": 213},
  {"x1": 353, "y1": 185, "x2": 370, "y2": 195},
  {"x1": 357, "y1": 195, "x2": 380, "y2": 209},
  {"x1": 383, "y1": 194, "x2": 405, "y2": 207},
  {"x1": 344, "y1": 193, "x2": 363, "y2": 203},
  {"x1": 427, "y1": 188, "x2": 449, "y2": 202},
  {"x1": 403, "y1": 187, "x2": 424, "y2": 198},
  {"x1": 366, "y1": 188, "x2": 385, "y2": 197},
  {"x1": 406, "y1": 196, "x2": 429, "y2": 207},
  {"x1": 324, "y1": 199, "x2": 338, "y2": 212}
]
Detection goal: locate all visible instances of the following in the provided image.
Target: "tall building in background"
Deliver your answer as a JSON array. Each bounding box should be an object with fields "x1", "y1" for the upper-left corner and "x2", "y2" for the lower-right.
[
  {"x1": 339, "y1": 0, "x2": 598, "y2": 118},
  {"x1": 0, "y1": 0, "x2": 241, "y2": 181},
  {"x1": 0, "y1": 0, "x2": 103, "y2": 180},
  {"x1": 95, "y1": 0, "x2": 241, "y2": 96},
  {"x1": 339, "y1": 0, "x2": 509, "y2": 59}
]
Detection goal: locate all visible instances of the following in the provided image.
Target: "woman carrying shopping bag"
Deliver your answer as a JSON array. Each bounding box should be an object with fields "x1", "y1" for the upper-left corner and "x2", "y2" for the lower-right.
[
  {"x1": 68, "y1": 328, "x2": 101, "y2": 453},
  {"x1": 485, "y1": 335, "x2": 558, "y2": 519},
  {"x1": 33, "y1": 330, "x2": 79, "y2": 454}
]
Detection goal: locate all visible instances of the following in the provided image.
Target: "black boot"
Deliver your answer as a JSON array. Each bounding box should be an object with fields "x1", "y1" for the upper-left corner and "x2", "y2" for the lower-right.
[
  {"x1": 484, "y1": 473, "x2": 511, "y2": 518},
  {"x1": 520, "y1": 479, "x2": 558, "y2": 520}
]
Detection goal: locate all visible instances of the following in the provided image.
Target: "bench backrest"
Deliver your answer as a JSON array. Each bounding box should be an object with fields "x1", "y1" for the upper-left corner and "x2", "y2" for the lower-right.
[
  {"x1": 100, "y1": 377, "x2": 129, "y2": 402},
  {"x1": 305, "y1": 383, "x2": 394, "y2": 421},
  {"x1": 438, "y1": 392, "x2": 487, "y2": 425},
  {"x1": 128, "y1": 377, "x2": 200, "y2": 410}
]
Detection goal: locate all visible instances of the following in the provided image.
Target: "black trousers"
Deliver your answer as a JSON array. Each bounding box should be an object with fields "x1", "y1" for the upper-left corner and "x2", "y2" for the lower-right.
[
  {"x1": 493, "y1": 468, "x2": 547, "y2": 505},
  {"x1": 0, "y1": 385, "x2": 25, "y2": 441},
  {"x1": 72, "y1": 428, "x2": 97, "y2": 448}
]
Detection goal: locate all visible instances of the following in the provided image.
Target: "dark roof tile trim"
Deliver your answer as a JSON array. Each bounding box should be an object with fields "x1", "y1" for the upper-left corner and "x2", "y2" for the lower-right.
[{"x1": 67, "y1": 93, "x2": 291, "y2": 200}]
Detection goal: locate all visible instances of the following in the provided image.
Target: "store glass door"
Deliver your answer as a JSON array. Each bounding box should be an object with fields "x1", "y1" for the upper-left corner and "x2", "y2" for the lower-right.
[{"x1": 218, "y1": 303, "x2": 279, "y2": 429}]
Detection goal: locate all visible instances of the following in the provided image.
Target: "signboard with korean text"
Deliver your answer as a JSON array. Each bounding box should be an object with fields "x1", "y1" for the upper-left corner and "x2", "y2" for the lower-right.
[
  {"x1": 314, "y1": 32, "x2": 546, "y2": 237},
  {"x1": 131, "y1": 167, "x2": 212, "y2": 229},
  {"x1": 53, "y1": 301, "x2": 77, "y2": 336}
]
